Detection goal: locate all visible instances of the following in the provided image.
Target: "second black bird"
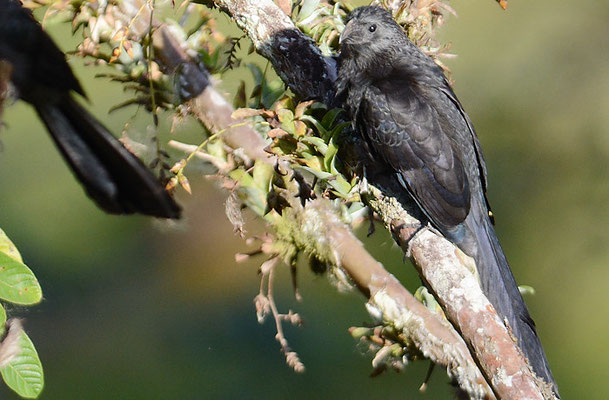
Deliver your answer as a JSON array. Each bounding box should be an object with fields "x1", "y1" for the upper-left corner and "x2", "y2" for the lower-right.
[
  {"x1": 336, "y1": 6, "x2": 557, "y2": 394},
  {"x1": 0, "y1": 0, "x2": 180, "y2": 219}
]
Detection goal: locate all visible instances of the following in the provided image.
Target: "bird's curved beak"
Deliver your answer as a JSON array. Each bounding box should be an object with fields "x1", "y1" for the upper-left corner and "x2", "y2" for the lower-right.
[{"x1": 339, "y1": 20, "x2": 355, "y2": 46}]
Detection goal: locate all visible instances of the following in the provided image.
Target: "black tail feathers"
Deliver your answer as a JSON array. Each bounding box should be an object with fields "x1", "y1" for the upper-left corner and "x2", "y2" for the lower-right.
[
  {"x1": 473, "y1": 213, "x2": 558, "y2": 394},
  {"x1": 35, "y1": 96, "x2": 181, "y2": 219}
]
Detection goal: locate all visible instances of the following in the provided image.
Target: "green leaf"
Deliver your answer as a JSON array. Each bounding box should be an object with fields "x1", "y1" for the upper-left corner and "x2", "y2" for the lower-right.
[
  {"x1": 298, "y1": 0, "x2": 321, "y2": 21},
  {"x1": 0, "y1": 229, "x2": 23, "y2": 263},
  {"x1": 329, "y1": 174, "x2": 353, "y2": 197},
  {"x1": 299, "y1": 115, "x2": 328, "y2": 138},
  {"x1": 329, "y1": 121, "x2": 350, "y2": 139},
  {"x1": 301, "y1": 136, "x2": 328, "y2": 155},
  {"x1": 278, "y1": 109, "x2": 296, "y2": 134},
  {"x1": 294, "y1": 166, "x2": 334, "y2": 180},
  {"x1": 321, "y1": 108, "x2": 343, "y2": 130},
  {"x1": 252, "y1": 160, "x2": 274, "y2": 192},
  {"x1": 323, "y1": 137, "x2": 338, "y2": 172},
  {"x1": 0, "y1": 253, "x2": 42, "y2": 305},
  {"x1": 1, "y1": 331, "x2": 44, "y2": 399},
  {"x1": 229, "y1": 169, "x2": 267, "y2": 216}
]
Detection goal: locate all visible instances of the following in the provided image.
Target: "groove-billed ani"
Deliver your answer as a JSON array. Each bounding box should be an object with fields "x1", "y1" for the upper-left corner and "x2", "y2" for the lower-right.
[
  {"x1": 0, "y1": 0, "x2": 181, "y2": 219},
  {"x1": 337, "y1": 6, "x2": 557, "y2": 393}
]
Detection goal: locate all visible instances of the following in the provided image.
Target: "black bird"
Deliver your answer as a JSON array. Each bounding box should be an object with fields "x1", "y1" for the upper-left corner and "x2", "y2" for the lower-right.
[
  {"x1": 337, "y1": 6, "x2": 557, "y2": 393},
  {"x1": 0, "y1": 0, "x2": 181, "y2": 218}
]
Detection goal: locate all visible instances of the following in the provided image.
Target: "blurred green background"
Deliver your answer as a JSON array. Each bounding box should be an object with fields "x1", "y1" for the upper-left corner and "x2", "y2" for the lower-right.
[{"x1": 1, "y1": 0, "x2": 608, "y2": 398}]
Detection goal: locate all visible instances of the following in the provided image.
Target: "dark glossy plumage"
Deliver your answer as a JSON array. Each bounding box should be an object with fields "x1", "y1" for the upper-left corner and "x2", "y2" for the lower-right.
[
  {"x1": 0, "y1": 0, "x2": 181, "y2": 218},
  {"x1": 337, "y1": 6, "x2": 557, "y2": 394}
]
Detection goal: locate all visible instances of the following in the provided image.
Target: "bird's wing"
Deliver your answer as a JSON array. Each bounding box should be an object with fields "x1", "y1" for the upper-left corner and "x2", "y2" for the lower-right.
[
  {"x1": 359, "y1": 78, "x2": 470, "y2": 229},
  {"x1": 432, "y1": 81, "x2": 495, "y2": 223},
  {"x1": 438, "y1": 82, "x2": 488, "y2": 192}
]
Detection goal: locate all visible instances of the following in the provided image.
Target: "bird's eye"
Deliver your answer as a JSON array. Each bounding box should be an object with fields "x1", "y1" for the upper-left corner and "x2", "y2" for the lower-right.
[{"x1": 368, "y1": 24, "x2": 376, "y2": 33}]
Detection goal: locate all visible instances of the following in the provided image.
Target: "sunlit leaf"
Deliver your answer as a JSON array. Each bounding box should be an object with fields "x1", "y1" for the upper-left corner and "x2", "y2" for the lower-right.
[
  {"x1": 252, "y1": 161, "x2": 274, "y2": 192},
  {"x1": 294, "y1": 166, "x2": 333, "y2": 180},
  {"x1": 301, "y1": 136, "x2": 328, "y2": 155},
  {"x1": 0, "y1": 253, "x2": 42, "y2": 305},
  {"x1": 298, "y1": 0, "x2": 319, "y2": 20},
  {"x1": 1, "y1": 332, "x2": 44, "y2": 399},
  {"x1": 0, "y1": 229, "x2": 22, "y2": 263},
  {"x1": 230, "y1": 169, "x2": 268, "y2": 216},
  {"x1": 329, "y1": 174, "x2": 353, "y2": 197},
  {"x1": 294, "y1": 100, "x2": 315, "y2": 119},
  {"x1": 323, "y1": 137, "x2": 338, "y2": 171},
  {"x1": 278, "y1": 109, "x2": 296, "y2": 134}
]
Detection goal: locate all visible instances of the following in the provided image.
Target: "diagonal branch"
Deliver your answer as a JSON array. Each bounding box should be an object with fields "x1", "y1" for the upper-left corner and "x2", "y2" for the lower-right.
[
  {"x1": 132, "y1": 3, "x2": 494, "y2": 398},
  {"x1": 211, "y1": 0, "x2": 552, "y2": 398}
]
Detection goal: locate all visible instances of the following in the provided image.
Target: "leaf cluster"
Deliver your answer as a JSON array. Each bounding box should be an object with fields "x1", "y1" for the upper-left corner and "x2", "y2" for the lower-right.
[{"x1": 0, "y1": 230, "x2": 44, "y2": 399}]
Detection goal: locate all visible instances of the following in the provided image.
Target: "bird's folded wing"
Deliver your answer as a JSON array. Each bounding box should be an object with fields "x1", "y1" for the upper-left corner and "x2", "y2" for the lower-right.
[{"x1": 359, "y1": 79, "x2": 470, "y2": 229}]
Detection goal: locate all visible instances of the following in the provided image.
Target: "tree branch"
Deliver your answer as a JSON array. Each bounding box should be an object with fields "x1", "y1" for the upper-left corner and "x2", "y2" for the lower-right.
[
  {"x1": 213, "y1": 0, "x2": 337, "y2": 103},
  {"x1": 210, "y1": 0, "x2": 553, "y2": 398},
  {"x1": 59, "y1": 0, "x2": 548, "y2": 397},
  {"x1": 133, "y1": 3, "x2": 494, "y2": 397}
]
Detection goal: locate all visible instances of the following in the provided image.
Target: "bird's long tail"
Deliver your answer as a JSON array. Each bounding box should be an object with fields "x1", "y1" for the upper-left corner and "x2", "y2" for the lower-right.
[
  {"x1": 468, "y1": 208, "x2": 558, "y2": 394},
  {"x1": 34, "y1": 96, "x2": 180, "y2": 218}
]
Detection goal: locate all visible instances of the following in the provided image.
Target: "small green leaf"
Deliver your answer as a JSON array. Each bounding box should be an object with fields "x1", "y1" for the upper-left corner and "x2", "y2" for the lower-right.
[
  {"x1": 1, "y1": 331, "x2": 44, "y2": 399},
  {"x1": 278, "y1": 109, "x2": 296, "y2": 134},
  {"x1": 303, "y1": 155, "x2": 324, "y2": 171},
  {"x1": 229, "y1": 169, "x2": 267, "y2": 216},
  {"x1": 252, "y1": 160, "x2": 274, "y2": 192},
  {"x1": 275, "y1": 96, "x2": 294, "y2": 112},
  {"x1": 0, "y1": 229, "x2": 23, "y2": 263},
  {"x1": 323, "y1": 138, "x2": 338, "y2": 171},
  {"x1": 301, "y1": 136, "x2": 328, "y2": 155},
  {"x1": 321, "y1": 108, "x2": 343, "y2": 130},
  {"x1": 298, "y1": 0, "x2": 321, "y2": 21},
  {"x1": 0, "y1": 252, "x2": 42, "y2": 305},
  {"x1": 294, "y1": 166, "x2": 334, "y2": 180},
  {"x1": 329, "y1": 174, "x2": 353, "y2": 197},
  {"x1": 230, "y1": 169, "x2": 254, "y2": 185},
  {"x1": 299, "y1": 115, "x2": 328, "y2": 138},
  {"x1": 329, "y1": 121, "x2": 350, "y2": 140}
]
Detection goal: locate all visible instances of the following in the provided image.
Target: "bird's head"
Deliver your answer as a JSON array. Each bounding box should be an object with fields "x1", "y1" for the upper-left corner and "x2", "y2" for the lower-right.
[{"x1": 339, "y1": 6, "x2": 403, "y2": 63}]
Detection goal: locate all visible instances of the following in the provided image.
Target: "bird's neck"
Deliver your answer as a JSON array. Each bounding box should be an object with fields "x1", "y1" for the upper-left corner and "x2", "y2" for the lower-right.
[{"x1": 336, "y1": 57, "x2": 370, "y2": 114}]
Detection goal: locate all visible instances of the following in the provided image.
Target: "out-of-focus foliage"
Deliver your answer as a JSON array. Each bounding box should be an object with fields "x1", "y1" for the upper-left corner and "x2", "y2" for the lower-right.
[{"x1": 0, "y1": 230, "x2": 44, "y2": 398}]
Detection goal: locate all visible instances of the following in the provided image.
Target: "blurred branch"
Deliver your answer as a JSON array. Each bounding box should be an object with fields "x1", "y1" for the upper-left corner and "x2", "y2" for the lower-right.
[{"x1": 120, "y1": 1, "x2": 270, "y2": 162}]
